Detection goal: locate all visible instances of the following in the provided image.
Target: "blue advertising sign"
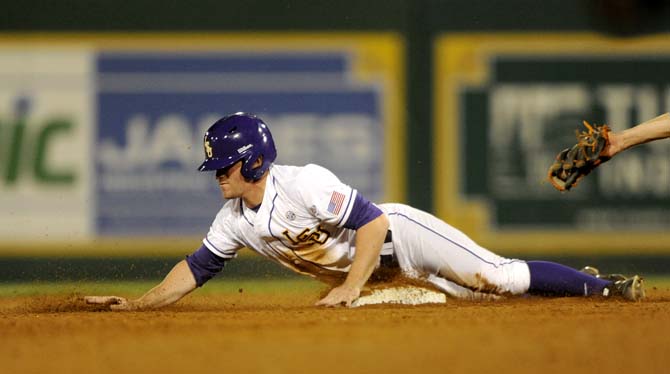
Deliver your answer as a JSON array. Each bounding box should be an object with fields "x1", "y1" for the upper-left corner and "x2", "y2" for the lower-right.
[{"x1": 96, "y1": 49, "x2": 391, "y2": 236}]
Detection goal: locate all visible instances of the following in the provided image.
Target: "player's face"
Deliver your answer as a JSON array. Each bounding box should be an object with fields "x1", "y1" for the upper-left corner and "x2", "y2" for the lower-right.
[{"x1": 215, "y1": 162, "x2": 247, "y2": 199}]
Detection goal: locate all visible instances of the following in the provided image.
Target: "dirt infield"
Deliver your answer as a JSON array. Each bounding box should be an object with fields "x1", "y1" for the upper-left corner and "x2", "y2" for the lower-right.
[{"x1": 2, "y1": 287, "x2": 670, "y2": 374}]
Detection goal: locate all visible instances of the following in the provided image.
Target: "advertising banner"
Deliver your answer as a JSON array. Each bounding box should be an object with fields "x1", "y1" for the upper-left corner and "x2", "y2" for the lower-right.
[
  {"x1": 0, "y1": 48, "x2": 92, "y2": 240},
  {"x1": 0, "y1": 34, "x2": 404, "y2": 249},
  {"x1": 435, "y1": 33, "x2": 670, "y2": 254}
]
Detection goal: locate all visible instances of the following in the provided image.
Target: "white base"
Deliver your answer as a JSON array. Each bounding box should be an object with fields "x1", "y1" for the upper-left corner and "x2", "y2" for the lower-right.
[{"x1": 351, "y1": 286, "x2": 447, "y2": 307}]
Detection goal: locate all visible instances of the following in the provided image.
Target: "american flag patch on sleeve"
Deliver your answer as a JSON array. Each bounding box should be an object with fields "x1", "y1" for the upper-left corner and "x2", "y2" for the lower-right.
[{"x1": 327, "y1": 191, "x2": 346, "y2": 215}]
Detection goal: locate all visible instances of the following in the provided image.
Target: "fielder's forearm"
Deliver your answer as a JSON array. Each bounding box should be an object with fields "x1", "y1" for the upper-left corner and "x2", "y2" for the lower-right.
[
  {"x1": 612, "y1": 113, "x2": 670, "y2": 156},
  {"x1": 343, "y1": 214, "x2": 389, "y2": 290},
  {"x1": 132, "y1": 260, "x2": 197, "y2": 309}
]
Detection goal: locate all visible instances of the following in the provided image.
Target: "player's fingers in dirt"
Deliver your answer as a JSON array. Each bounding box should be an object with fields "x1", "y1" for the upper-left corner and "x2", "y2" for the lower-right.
[{"x1": 83, "y1": 296, "x2": 129, "y2": 310}]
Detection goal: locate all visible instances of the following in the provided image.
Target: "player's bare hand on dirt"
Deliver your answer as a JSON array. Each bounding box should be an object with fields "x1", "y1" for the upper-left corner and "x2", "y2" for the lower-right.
[
  {"x1": 316, "y1": 285, "x2": 361, "y2": 307},
  {"x1": 84, "y1": 296, "x2": 136, "y2": 311}
]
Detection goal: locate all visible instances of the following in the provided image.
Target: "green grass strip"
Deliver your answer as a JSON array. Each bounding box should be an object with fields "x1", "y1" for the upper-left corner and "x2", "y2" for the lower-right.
[
  {"x1": 1, "y1": 276, "x2": 668, "y2": 298},
  {"x1": 0, "y1": 278, "x2": 324, "y2": 297}
]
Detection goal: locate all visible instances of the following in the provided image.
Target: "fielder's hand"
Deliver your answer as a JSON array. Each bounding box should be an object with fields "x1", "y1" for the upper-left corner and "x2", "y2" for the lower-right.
[
  {"x1": 315, "y1": 285, "x2": 361, "y2": 308},
  {"x1": 84, "y1": 296, "x2": 136, "y2": 311}
]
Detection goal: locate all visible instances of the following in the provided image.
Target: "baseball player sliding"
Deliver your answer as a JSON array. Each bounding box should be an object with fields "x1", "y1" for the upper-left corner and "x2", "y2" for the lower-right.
[{"x1": 87, "y1": 112, "x2": 663, "y2": 310}]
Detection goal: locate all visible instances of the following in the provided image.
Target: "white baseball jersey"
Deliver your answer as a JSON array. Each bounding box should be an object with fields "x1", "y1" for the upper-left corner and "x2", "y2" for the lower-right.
[
  {"x1": 203, "y1": 164, "x2": 359, "y2": 282},
  {"x1": 202, "y1": 163, "x2": 531, "y2": 299}
]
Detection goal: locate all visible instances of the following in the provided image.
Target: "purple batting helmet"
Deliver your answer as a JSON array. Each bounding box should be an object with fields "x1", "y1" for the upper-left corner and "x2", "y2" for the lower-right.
[{"x1": 198, "y1": 113, "x2": 277, "y2": 181}]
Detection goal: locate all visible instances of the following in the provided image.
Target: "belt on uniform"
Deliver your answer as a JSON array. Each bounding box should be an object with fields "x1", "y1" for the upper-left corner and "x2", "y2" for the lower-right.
[{"x1": 379, "y1": 230, "x2": 399, "y2": 268}]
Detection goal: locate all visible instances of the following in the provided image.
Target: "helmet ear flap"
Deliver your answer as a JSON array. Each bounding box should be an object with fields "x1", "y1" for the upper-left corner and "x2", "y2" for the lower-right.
[{"x1": 240, "y1": 151, "x2": 266, "y2": 181}]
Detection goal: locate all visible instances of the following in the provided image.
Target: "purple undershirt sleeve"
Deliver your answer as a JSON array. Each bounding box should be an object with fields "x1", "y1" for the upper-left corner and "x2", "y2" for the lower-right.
[
  {"x1": 343, "y1": 193, "x2": 383, "y2": 230},
  {"x1": 185, "y1": 244, "x2": 229, "y2": 287}
]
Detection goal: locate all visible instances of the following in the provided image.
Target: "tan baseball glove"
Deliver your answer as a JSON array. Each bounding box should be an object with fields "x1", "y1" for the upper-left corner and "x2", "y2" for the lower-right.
[{"x1": 547, "y1": 121, "x2": 611, "y2": 191}]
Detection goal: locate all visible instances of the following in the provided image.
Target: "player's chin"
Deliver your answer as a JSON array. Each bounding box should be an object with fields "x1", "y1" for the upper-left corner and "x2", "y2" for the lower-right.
[{"x1": 219, "y1": 186, "x2": 236, "y2": 199}]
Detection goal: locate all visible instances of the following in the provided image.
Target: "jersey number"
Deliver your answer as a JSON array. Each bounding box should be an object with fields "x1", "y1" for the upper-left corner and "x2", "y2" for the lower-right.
[{"x1": 282, "y1": 226, "x2": 330, "y2": 245}]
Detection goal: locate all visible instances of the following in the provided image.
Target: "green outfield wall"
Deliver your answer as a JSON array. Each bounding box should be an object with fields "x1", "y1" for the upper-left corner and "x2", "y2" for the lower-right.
[
  {"x1": 9, "y1": 0, "x2": 668, "y2": 211},
  {"x1": 3, "y1": 1, "x2": 670, "y2": 258}
]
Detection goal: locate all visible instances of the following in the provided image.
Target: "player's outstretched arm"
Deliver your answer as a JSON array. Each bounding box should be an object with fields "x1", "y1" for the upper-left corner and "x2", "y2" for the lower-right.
[
  {"x1": 85, "y1": 259, "x2": 197, "y2": 311},
  {"x1": 316, "y1": 213, "x2": 389, "y2": 307},
  {"x1": 548, "y1": 112, "x2": 670, "y2": 191},
  {"x1": 605, "y1": 112, "x2": 670, "y2": 158}
]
